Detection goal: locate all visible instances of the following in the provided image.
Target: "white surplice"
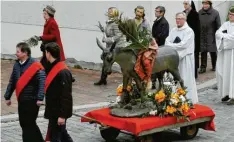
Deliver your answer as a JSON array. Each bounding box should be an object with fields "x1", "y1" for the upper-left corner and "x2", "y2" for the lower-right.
[
  {"x1": 165, "y1": 22, "x2": 198, "y2": 104},
  {"x1": 215, "y1": 21, "x2": 234, "y2": 99}
]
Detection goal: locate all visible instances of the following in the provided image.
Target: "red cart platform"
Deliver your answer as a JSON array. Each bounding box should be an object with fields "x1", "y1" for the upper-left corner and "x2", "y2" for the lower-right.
[{"x1": 81, "y1": 104, "x2": 215, "y2": 141}]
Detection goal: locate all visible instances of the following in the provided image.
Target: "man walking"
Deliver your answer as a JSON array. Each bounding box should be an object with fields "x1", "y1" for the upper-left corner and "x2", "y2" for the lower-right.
[
  {"x1": 44, "y1": 42, "x2": 73, "y2": 142},
  {"x1": 4, "y1": 42, "x2": 45, "y2": 142}
]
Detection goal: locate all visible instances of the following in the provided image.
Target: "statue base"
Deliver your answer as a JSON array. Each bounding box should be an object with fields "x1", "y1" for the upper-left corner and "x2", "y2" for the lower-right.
[{"x1": 110, "y1": 101, "x2": 156, "y2": 118}]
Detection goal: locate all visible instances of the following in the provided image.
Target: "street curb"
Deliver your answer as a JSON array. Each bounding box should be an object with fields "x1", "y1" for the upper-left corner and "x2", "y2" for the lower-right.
[
  {"x1": 1, "y1": 102, "x2": 110, "y2": 123},
  {"x1": 197, "y1": 78, "x2": 217, "y2": 92},
  {"x1": 1, "y1": 79, "x2": 217, "y2": 123}
]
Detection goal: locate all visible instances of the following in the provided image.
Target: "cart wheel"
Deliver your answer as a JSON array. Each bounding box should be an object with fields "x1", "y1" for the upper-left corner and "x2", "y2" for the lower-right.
[
  {"x1": 100, "y1": 127, "x2": 120, "y2": 141},
  {"x1": 180, "y1": 124, "x2": 199, "y2": 140}
]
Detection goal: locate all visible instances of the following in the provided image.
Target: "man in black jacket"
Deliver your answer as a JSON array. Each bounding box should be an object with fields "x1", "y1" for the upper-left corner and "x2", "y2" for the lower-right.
[
  {"x1": 4, "y1": 42, "x2": 45, "y2": 142},
  {"x1": 44, "y1": 42, "x2": 73, "y2": 142},
  {"x1": 151, "y1": 6, "x2": 169, "y2": 89}
]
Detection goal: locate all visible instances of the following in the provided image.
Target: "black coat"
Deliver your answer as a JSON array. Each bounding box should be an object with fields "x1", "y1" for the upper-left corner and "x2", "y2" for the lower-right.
[
  {"x1": 198, "y1": 8, "x2": 221, "y2": 52},
  {"x1": 44, "y1": 60, "x2": 73, "y2": 119},
  {"x1": 152, "y1": 16, "x2": 169, "y2": 46},
  {"x1": 184, "y1": 9, "x2": 200, "y2": 53}
]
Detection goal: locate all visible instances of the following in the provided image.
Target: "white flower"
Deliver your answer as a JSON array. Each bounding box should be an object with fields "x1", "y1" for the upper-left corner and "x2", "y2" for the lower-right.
[
  {"x1": 117, "y1": 84, "x2": 123, "y2": 88},
  {"x1": 163, "y1": 82, "x2": 172, "y2": 86},
  {"x1": 149, "y1": 110, "x2": 158, "y2": 116},
  {"x1": 116, "y1": 96, "x2": 121, "y2": 103},
  {"x1": 170, "y1": 98, "x2": 178, "y2": 104},
  {"x1": 179, "y1": 95, "x2": 186, "y2": 102}
]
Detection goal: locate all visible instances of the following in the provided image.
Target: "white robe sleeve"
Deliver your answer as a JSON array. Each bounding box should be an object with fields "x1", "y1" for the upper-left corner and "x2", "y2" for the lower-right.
[
  {"x1": 216, "y1": 22, "x2": 234, "y2": 50},
  {"x1": 215, "y1": 23, "x2": 226, "y2": 51}
]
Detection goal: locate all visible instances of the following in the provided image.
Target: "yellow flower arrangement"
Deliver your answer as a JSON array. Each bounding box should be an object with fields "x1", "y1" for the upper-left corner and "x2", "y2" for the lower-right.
[
  {"x1": 166, "y1": 106, "x2": 177, "y2": 114},
  {"x1": 177, "y1": 88, "x2": 186, "y2": 95},
  {"x1": 155, "y1": 90, "x2": 166, "y2": 103},
  {"x1": 180, "y1": 103, "x2": 190, "y2": 113},
  {"x1": 116, "y1": 84, "x2": 132, "y2": 96}
]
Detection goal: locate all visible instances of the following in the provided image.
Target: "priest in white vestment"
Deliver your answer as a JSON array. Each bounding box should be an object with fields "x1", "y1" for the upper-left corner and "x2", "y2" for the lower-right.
[
  {"x1": 165, "y1": 12, "x2": 198, "y2": 104},
  {"x1": 215, "y1": 7, "x2": 234, "y2": 105}
]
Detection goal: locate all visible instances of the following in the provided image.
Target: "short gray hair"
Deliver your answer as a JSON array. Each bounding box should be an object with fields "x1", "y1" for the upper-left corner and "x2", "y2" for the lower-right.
[{"x1": 175, "y1": 12, "x2": 187, "y2": 20}]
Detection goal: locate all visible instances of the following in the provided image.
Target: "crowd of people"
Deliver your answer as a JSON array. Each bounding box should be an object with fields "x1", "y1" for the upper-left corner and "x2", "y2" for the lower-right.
[{"x1": 3, "y1": 0, "x2": 234, "y2": 142}]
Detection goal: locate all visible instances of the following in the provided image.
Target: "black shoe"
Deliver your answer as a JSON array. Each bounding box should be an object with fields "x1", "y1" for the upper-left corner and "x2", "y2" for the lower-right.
[
  {"x1": 221, "y1": 95, "x2": 230, "y2": 102},
  {"x1": 94, "y1": 80, "x2": 107, "y2": 85},
  {"x1": 199, "y1": 68, "x2": 206, "y2": 74}
]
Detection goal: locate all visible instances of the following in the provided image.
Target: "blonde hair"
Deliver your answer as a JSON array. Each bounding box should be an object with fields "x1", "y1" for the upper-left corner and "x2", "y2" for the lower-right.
[{"x1": 108, "y1": 7, "x2": 119, "y2": 17}]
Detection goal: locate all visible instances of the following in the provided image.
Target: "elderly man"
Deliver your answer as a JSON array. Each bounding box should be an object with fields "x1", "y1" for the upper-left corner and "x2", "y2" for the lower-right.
[
  {"x1": 165, "y1": 12, "x2": 198, "y2": 104},
  {"x1": 215, "y1": 7, "x2": 234, "y2": 105}
]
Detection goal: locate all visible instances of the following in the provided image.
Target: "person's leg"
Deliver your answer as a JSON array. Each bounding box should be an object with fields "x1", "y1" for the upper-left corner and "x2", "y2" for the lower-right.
[
  {"x1": 18, "y1": 101, "x2": 44, "y2": 142},
  {"x1": 199, "y1": 52, "x2": 207, "y2": 73},
  {"x1": 61, "y1": 121, "x2": 73, "y2": 142},
  {"x1": 195, "y1": 52, "x2": 199, "y2": 78},
  {"x1": 210, "y1": 52, "x2": 217, "y2": 71}
]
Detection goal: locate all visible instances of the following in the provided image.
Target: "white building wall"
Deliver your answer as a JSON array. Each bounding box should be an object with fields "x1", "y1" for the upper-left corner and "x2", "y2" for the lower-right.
[{"x1": 1, "y1": 1, "x2": 233, "y2": 63}]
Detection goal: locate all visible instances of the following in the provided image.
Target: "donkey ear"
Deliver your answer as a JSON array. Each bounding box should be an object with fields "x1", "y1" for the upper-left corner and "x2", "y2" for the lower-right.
[
  {"x1": 110, "y1": 42, "x2": 117, "y2": 52},
  {"x1": 96, "y1": 37, "x2": 105, "y2": 51}
]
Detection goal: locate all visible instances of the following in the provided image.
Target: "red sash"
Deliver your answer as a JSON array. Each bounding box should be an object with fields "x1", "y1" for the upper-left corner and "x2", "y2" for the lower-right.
[
  {"x1": 45, "y1": 62, "x2": 68, "y2": 93},
  {"x1": 15, "y1": 62, "x2": 44, "y2": 100}
]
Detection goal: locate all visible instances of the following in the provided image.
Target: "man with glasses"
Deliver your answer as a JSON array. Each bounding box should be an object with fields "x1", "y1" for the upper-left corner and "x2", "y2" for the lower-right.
[
  {"x1": 151, "y1": 6, "x2": 169, "y2": 89},
  {"x1": 215, "y1": 7, "x2": 234, "y2": 105},
  {"x1": 198, "y1": 0, "x2": 221, "y2": 73},
  {"x1": 165, "y1": 12, "x2": 198, "y2": 104}
]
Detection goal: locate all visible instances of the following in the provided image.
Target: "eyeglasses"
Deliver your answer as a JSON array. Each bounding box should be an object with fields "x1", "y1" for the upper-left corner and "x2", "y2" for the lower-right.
[
  {"x1": 155, "y1": 10, "x2": 161, "y2": 13},
  {"x1": 183, "y1": 3, "x2": 188, "y2": 5}
]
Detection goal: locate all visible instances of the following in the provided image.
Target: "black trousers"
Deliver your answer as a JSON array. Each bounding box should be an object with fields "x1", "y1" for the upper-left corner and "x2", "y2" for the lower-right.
[
  {"x1": 18, "y1": 101, "x2": 44, "y2": 142},
  {"x1": 48, "y1": 118, "x2": 73, "y2": 142},
  {"x1": 200, "y1": 52, "x2": 217, "y2": 69},
  {"x1": 194, "y1": 52, "x2": 199, "y2": 78}
]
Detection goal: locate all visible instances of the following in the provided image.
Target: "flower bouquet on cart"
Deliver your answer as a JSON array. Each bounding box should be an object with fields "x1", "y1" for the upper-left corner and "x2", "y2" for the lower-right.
[{"x1": 115, "y1": 73, "x2": 194, "y2": 121}]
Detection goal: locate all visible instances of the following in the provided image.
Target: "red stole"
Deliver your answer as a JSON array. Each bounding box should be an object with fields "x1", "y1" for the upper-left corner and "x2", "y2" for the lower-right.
[
  {"x1": 45, "y1": 62, "x2": 68, "y2": 93},
  {"x1": 15, "y1": 62, "x2": 44, "y2": 101}
]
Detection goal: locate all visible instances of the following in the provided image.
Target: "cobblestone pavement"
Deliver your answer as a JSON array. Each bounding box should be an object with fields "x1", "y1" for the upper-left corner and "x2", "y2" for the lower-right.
[{"x1": 1, "y1": 88, "x2": 234, "y2": 142}]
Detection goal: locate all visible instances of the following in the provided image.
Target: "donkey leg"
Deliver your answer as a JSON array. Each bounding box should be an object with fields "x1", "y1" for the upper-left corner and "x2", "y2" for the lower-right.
[
  {"x1": 169, "y1": 69, "x2": 184, "y2": 88},
  {"x1": 120, "y1": 75, "x2": 131, "y2": 105}
]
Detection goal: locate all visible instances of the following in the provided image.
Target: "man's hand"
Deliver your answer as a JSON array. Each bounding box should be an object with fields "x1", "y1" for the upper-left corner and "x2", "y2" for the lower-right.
[
  {"x1": 58, "y1": 117, "x2": 65, "y2": 125},
  {"x1": 5, "y1": 100, "x2": 11, "y2": 106},
  {"x1": 36, "y1": 100, "x2": 43, "y2": 106}
]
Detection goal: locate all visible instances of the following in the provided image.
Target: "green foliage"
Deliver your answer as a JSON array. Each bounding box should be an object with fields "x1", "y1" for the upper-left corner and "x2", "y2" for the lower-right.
[{"x1": 115, "y1": 15, "x2": 151, "y2": 50}]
